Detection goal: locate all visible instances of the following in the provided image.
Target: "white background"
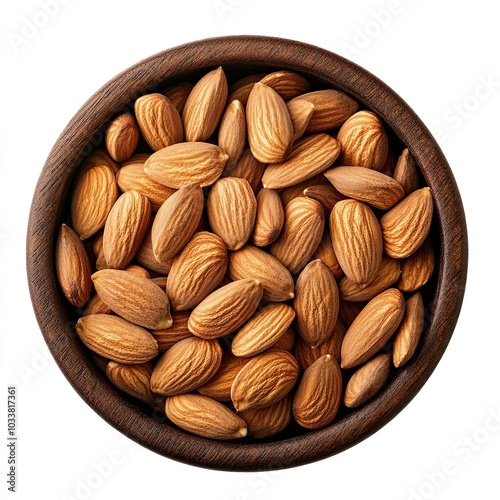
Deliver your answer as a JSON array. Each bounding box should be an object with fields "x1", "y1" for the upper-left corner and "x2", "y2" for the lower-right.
[{"x1": 1, "y1": 0, "x2": 499, "y2": 499}]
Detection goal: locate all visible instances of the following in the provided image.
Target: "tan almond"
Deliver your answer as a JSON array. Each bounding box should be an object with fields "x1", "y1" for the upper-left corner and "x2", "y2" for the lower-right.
[
  {"x1": 188, "y1": 279, "x2": 263, "y2": 340},
  {"x1": 287, "y1": 98, "x2": 315, "y2": 142},
  {"x1": 329, "y1": 199, "x2": 383, "y2": 284},
  {"x1": 344, "y1": 353, "x2": 392, "y2": 408},
  {"x1": 165, "y1": 394, "x2": 247, "y2": 440},
  {"x1": 135, "y1": 227, "x2": 174, "y2": 275},
  {"x1": 76, "y1": 314, "x2": 158, "y2": 364},
  {"x1": 292, "y1": 355, "x2": 342, "y2": 429},
  {"x1": 262, "y1": 133, "x2": 341, "y2": 189},
  {"x1": 105, "y1": 112, "x2": 139, "y2": 162},
  {"x1": 312, "y1": 228, "x2": 344, "y2": 280},
  {"x1": 231, "y1": 350, "x2": 300, "y2": 411},
  {"x1": 250, "y1": 188, "x2": 285, "y2": 247},
  {"x1": 260, "y1": 70, "x2": 310, "y2": 100},
  {"x1": 218, "y1": 100, "x2": 246, "y2": 172},
  {"x1": 134, "y1": 93, "x2": 183, "y2": 151},
  {"x1": 71, "y1": 164, "x2": 118, "y2": 240},
  {"x1": 79, "y1": 148, "x2": 120, "y2": 176},
  {"x1": 161, "y1": 82, "x2": 193, "y2": 114},
  {"x1": 393, "y1": 292, "x2": 425, "y2": 368},
  {"x1": 82, "y1": 293, "x2": 112, "y2": 316},
  {"x1": 207, "y1": 177, "x2": 257, "y2": 251},
  {"x1": 336, "y1": 110, "x2": 388, "y2": 170},
  {"x1": 394, "y1": 148, "x2": 420, "y2": 195},
  {"x1": 92, "y1": 232, "x2": 108, "y2": 270},
  {"x1": 144, "y1": 142, "x2": 228, "y2": 189},
  {"x1": 182, "y1": 66, "x2": 228, "y2": 142},
  {"x1": 303, "y1": 184, "x2": 345, "y2": 214},
  {"x1": 341, "y1": 288, "x2": 405, "y2": 369},
  {"x1": 268, "y1": 326, "x2": 296, "y2": 353},
  {"x1": 294, "y1": 260, "x2": 339, "y2": 348},
  {"x1": 166, "y1": 231, "x2": 228, "y2": 311},
  {"x1": 324, "y1": 166, "x2": 405, "y2": 210},
  {"x1": 92, "y1": 269, "x2": 172, "y2": 330},
  {"x1": 150, "y1": 310, "x2": 192, "y2": 353},
  {"x1": 246, "y1": 82, "x2": 294, "y2": 163},
  {"x1": 150, "y1": 337, "x2": 222, "y2": 396},
  {"x1": 222, "y1": 147, "x2": 267, "y2": 193},
  {"x1": 124, "y1": 264, "x2": 151, "y2": 279},
  {"x1": 270, "y1": 197, "x2": 325, "y2": 275},
  {"x1": 280, "y1": 173, "x2": 330, "y2": 208},
  {"x1": 227, "y1": 73, "x2": 266, "y2": 104},
  {"x1": 232, "y1": 303, "x2": 296, "y2": 357},
  {"x1": 55, "y1": 224, "x2": 93, "y2": 307},
  {"x1": 398, "y1": 237, "x2": 435, "y2": 292},
  {"x1": 381, "y1": 187, "x2": 434, "y2": 258}
]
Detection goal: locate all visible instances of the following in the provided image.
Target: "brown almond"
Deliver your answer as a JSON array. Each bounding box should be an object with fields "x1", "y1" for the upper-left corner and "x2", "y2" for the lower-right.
[
  {"x1": 280, "y1": 173, "x2": 331, "y2": 208},
  {"x1": 124, "y1": 264, "x2": 151, "y2": 279},
  {"x1": 135, "y1": 227, "x2": 174, "y2": 275},
  {"x1": 260, "y1": 70, "x2": 310, "y2": 100},
  {"x1": 338, "y1": 300, "x2": 365, "y2": 328},
  {"x1": 82, "y1": 293, "x2": 112, "y2": 316},
  {"x1": 79, "y1": 148, "x2": 120, "y2": 176},
  {"x1": 250, "y1": 188, "x2": 285, "y2": 247},
  {"x1": 394, "y1": 148, "x2": 420, "y2": 195},
  {"x1": 287, "y1": 98, "x2": 315, "y2": 142},
  {"x1": 227, "y1": 73, "x2": 266, "y2": 104},
  {"x1": 398, "y1": 237, "x2": 435, "y2": 292},
  {"x1": 268, "y1": 327, "x2": 296, "y2": 353},
  {"x1": 222, "y1": 147, "x2": 267, "y2": 193},
  {"x1": 312, "y1": 228, "x2": 344, "y2": 280},
  {"x1": 105, "y1": 112, "x2": 139, "y2": 162},
  {"x1": 150, "y1": 310, "x2": 192, "y2": 353},
  {"x1": 161, "y1": 82, "x2": 193, "y2": 114},
  {"x1": 303, "y1": 184, "x2": 345, "y2": 214},
  {"x1": 218, "y1": 100, "x2": 246, "y2": 172},
  {"x1": 92, "y1": 232, "x2": 108, "y2": 270}
]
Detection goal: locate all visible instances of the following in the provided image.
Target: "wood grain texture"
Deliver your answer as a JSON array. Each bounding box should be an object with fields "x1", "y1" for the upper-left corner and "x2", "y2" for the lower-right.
[{"x1": 26, "y1": 35, "x2": 468, "y2": 472}]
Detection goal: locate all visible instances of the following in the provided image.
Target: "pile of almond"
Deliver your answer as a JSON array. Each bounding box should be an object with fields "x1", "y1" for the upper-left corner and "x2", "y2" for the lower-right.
[{"x1": 55, "y1": 67, "x2": 435, "y2": 440}]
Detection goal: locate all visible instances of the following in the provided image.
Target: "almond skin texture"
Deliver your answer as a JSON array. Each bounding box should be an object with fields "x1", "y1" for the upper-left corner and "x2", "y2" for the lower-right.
[
  {"x1": 313, "y1": 228, "x2": 344, "y2": 279},
  {"x1": 71, "y1": 164, "x2": 118, "y2": 240},
  {"x1": 287, "y1": 99, "x2": 315, "y2": 142},
  {"x1": 150, "y1": 337, "x2": 222, "y2": 396},
  {"x1": 55, "y1": 224, "x2": 93, "y2": 308},
  {"x1": 151, "y1": 184, "x2": 204, "y2": 262},
  {"x1": 268, "y1": 326, "x2": 296, "y2": 353},
  {"x1": 336, "y1": 110, "x2": 389, "y2": 170},
  {"x1": 344, "y1": 354, "x2": 392, "y2": 408},
  {"x1": 259, "y1": 70, "x2": 311, "y2": 100},
  {"x1": 135, "y1": 228, "x2": 174, "y2": 275},
  {"x1": 231, "y1": 350, "x2": 300, "y2": 411},
  {"x1": 207, "y1": 177, "x2": 257, "y2": 251},
  {"x1": 294, "y1": 260, "x2": 339, "y2": 348},
  {"x1": 162, "y1": 82, "x2": 193, "y2": 114},
  {"x1": 292, "y1": 355, "x2": 343, "y2": 429},
  {"x1": 270, "y1": 197, "x2": 325, "y2": 275},
  {"x1": 188, "y1": 279, "x2": 263, "y2": 340},
  {"x1": 218, "y1": 100, "x2": 246, "y2": 172},
  {"x1": 324, "y1": 166, "x2": 405, "y2": 210},
  {"x1": 262, "y1": 134, "x2": 341, "y2": 189},
  {"x1": 330, "y1": 199, "x2": 383, "y2": 285},
  {"x1": 394, "y1": 148, "x2": 420, "y2": 195},
  {"x1": 167, "y1": 231, "x2": 228, "y2": 311},
  {"x1": 92, "y1": 269, "x2": 172, "y2": 330},
  {"x1": 102, "y1": 190, "x2": 151, "y2": 269},
  {"x1": 105, "y1": 112, "x2": 140, "y2": 162},
  {"x1": 341, "y1": 288, "x2": 405, "y2": 369},
  {"x1": 398, "y1": 238, "x2": 435, "y2": 292},
  {"x1": 228, "y1": 245, "x2": 295, "y2": 302},
  {"x1": 151, "y1": 310, "x2": 192, "y2": 353},
  {"x1": 246, "y1": 82, "x2": 294, "y2": 163},
  {"x1": 144, "y1": 142, "x2": 229, "y2": 189},
  {"x1": 280, "y1": 173, "x2": 330, "y2": 208},
  {"x1": 250, "y1": 188, "x2": 285, "y2": 247},
  {"x1": 232, "y1": 303, "x2": 296, "y2": 357},
  {"x1": 381, "y1": 187, "x2": 434, "y2": 258},
  {"x1": 76, "y1": 314, "x2": 158, "y2": 364},
  {"x1": 223, "y1": 148, "x2": 267, "y2": 193},
  {"x1": 304, "y1": 184, "x2": 345, "y2": 214},
  {"x1": 182, "y1": 66, "x2": 228, "y2": 142},
  {"x1": 165, "y1": 394, "x2": 247, "y2": 440}
]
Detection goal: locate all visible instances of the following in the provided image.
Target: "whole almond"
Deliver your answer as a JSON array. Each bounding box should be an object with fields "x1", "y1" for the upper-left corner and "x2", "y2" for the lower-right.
[
  {"x1": 312, "y1": 228, "x2": 344, "y2": 279},
  {"x1": 207, "y1": 177, "x2": 257, "y2": 251},
  {"x1": 76, "y1": 314, "x2": 158, "y2": 364},
  {"x1": 259, "y1": 70, "x2": 310, "y2": 100},
  {"x1": 344, "y1": 353, "x2": 392, "y2": 408},
  {"x1": 262, "y1": 134, "x2": 341, "y2": 189},
  {"x1": 165, "y1": 394, "x2": 247, "y2": 440},
  {"x1": 303, "y1": 184, "x2": 345, "y2": 214},
  {"x1": 79, "y1": 148, "x2": 120, "y2": 175},
  {"x1": 167, "y1": 231, "x2": 228, "y2": 311},
  {"x1": 341, "y1": 288, "x2": 405, "y2": 369},
  {"x1": 227, "y1": 73, "x2": 266, "y2": 104},
  {"x1": 381, "y1": 187, "x2": 434, "y2": 258},
  {"x1": 398, "y1": 237, "x2": 435, "y2": 292},
  {"x1": 145, "y1": 142, "x2": 228, "y2": 189},
  {"x1": 246, "y1": 82, "x2": 294, "y2": 163},
  {"x1": 182, "y1": 66, "x2": 228, "y2": 142},
  {"x1": 82, "y1": 293, "x2": 112, "y2": 316},
  {"x1": 150, "y1": 337, "x2": 222, "y2": 396},
  {"x1": 250, "y1": 188, "x2": 285, "y2": 247},
  {"x1": 294, "y1": 260, "x2": 339, "y2": 348},
  {"x1": 292, "y1": 355, "x2": 342, "y2": 429},
  {"x1": 151, "y1": 184, "x2": 204, "y2": 262},
  {"x1": 134, "y1": 93, "x2": 183, "y2": 151},
  {"x1": 393, "y1": 148, "x2": 420, "y2": 195},
  {"x1": 330, "y1": 199, "x2": 383, "y2": 285},
  {"x1": 162, "y1": 82, "x2": 193, "y2": 114},
  {"x1": 105, "y1": 112, "x2": 139, "y2": 162},
  {"x1": 135, "y1": 227, "x2": 174, "y2": 275},
  {"x1": 151, "y1": 310, "x2": 192, "y2": 353},
  {"x1": 92, "y1": 269, "x2": 172, "y2": 330},
  {"x1": 124, "y1": 264, "x2": 151, "y2": 278},
  {"x1": 188, "y1": 279, "x2": 263, "y2": 340},
  {"x1": 102, "y1": 190, "x2": 151, "y2": 269},
  {"x1": 231, "y1": 350, "x2": 300, "y2": 412},
  {"x1": 55, "y1": 224, "x2": 93, "y2": 307},
  {"x1": 218, "y1": 100, "x2": 246, "y2": 172},
  {"x1": 228, "y1": 245, "x2": 295, "y2": 301},
  {"x1": 287, "y1": 98, "x2": 315, "y2": 142},
  {"x1": 222, "y1": 147, "x2": 267, "y2": 193}
]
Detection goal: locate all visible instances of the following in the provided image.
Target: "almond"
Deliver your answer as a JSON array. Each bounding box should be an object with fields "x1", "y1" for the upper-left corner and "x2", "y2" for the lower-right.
[
  {"x1": 161, "y1": 82, "x2": 193, "y2": 114},
  {"x1": 135, "y1": 227, "x2": 174, "y2": 275},
  {"x1": 82, "y1": 293, "x2": 112, "y2": 316},
  {"x1": 188, "y1": 278, "x2": 263, "y2": 340},
  {"x1": 182, "y1": 66, "x2": 228, "y2": 142},
  {"x1": 222, "y1": 147, "x2": 267, "y2": 193},
  {"x1": 260, "y1": 70, "x2": 310, "y2": 100},
  {"x1": 287, "y1": 98, "x2": 315, "y2": 142},
  {"x1": 231, "y1": 350, "x2": 299, "y2": 411},
  {"x1": 218, "y1": 100, "x2": 246, "y2": 172},
  {"x1": 292, "y1": 355, "x2": 342, "y2": 429},
  {"x1": 280, "y1": 173, "x2": 330, "y2": 208},
  {"x1": 165, "y1": 394, "x2": 247, "y2": 440},
  {"x1": 398, "y1": 237, "x2": 435, "y2": 292},
  {"x1": 134, "y1": 93, "x2": 183, "y2": 151},
  {"x1": 329, "y1": 199, "x2": 383, "y2": 285},
  {"x1": 166, "y1": 231, "x2": 228, "y2": 311},
  {"x1": 341, "y1": 288, "x2": 405, "y2": 369},
  {"x1": 92, "y1": 269, "x2": 172, "y2": 330},
  {"x1": 294, "y1": 260, "x2": 339, "y2": 348},
  {"x1": 338, "y1": 300, "x2": 365, "y2": 328},
  {"x1": 262, "y1": 134, "x2": 341, "y2": 189},
  {"x1": 150, "y1": 337, "x2": 222, "y2": 396},
  {"x1": 105, "y1": 112, "x2": 139, "y2": 162},
  {"x1": 268, "y1": 326, "x2": 296, "y2": 353},
  {"x1": 150, "y1": 310, "x2": 192, "y2": 353},
  {"x1": 207, "y1": 177, "x2": 257, "y2": 251},
  {"x1": 303, "y1": 184, "x2": 345, "y2": 213},
  {"x1": 344, "y1": 353, "x2": 391, "y2": 408},
  {"x1": 79, "y1": 148, "x2": 120, "y2": 176},
  {"x1": 250, "y1": 188, "x2": 285, "y2": 247},
  {"x1": 76, "y1": 314, "x2": 158, "y2": 363},
  {"x1": 246, "y1": 82, "x2": 294, "y2": 163},
  {"x1": 312, "y1": 228, "x2": 344, "y2": 279},
  {"x1": 381, "y1": 187, "x2": 434, "y2": 258},
  {"x1": 124, "y1": 264, "x2": 151, "y2": 278},
  {"x1": 393, "y1": 148, "x2": 420, "y2": 195},
  {"x1": 227, "y1": 73, "x2": 266, "y2": 105},
  {"x1": 151, "y1": 184, "x2": 204, "y2": 262},
  {"x1": 92, "y1": 232, "x2": 108, "y2": 270}
]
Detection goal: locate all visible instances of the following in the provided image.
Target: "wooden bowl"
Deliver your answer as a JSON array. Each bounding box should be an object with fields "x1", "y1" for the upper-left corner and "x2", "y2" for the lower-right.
[{"x1": 26, "y1": 35, "x2": 468, "y2": 471}]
